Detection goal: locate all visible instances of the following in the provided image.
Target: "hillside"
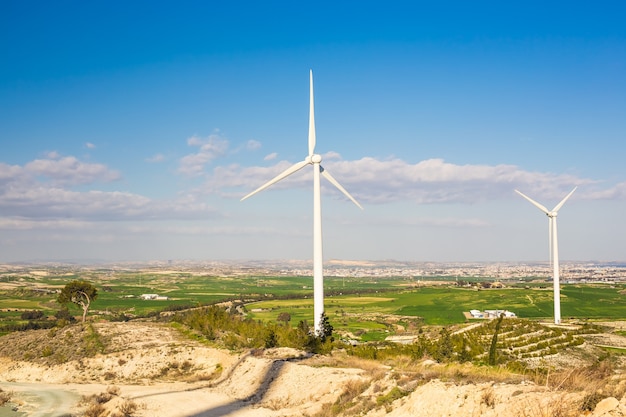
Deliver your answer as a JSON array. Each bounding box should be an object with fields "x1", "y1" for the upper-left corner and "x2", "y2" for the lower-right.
[{"x1": 0, "y1": 321, "x2": 625, "y2": 416}]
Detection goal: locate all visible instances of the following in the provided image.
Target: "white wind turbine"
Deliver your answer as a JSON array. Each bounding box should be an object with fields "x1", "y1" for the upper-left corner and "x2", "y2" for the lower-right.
[
  {"x1": 515, "y1": 187, "x2": 577, "y2": 324},
  {"x1": 241, "y1": 70, "x2": 363, "y2": 336}
]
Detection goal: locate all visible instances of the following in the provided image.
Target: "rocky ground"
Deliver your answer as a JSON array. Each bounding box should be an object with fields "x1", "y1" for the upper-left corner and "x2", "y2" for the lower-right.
[{"x1": 0, "y1": 321, "x2": 625, "y2": 416}]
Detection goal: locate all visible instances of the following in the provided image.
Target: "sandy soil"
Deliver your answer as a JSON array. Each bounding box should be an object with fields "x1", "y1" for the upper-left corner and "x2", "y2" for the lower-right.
[{"x1": 1, "y1": 321, "x2": 625, "y2": 417}]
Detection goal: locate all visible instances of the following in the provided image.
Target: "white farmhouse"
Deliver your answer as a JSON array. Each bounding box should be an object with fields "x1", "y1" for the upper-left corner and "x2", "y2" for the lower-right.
[{"x1": 140, "y1": 294, "x2": 169, "y2": 300}]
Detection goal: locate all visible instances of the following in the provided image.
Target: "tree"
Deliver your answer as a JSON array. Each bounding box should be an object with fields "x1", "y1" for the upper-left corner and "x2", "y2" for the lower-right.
[
  {"x1": 434, "y1": 327, "x2": 453, "y2": 362},
  {"x1": 57, "y1": 280, "x2": 98, "y2": 323},
  {"x1": 318, "y1": 312, "x2": 333, "y2": 342},
  {"x1": 488, "y1": 313, "x2": 505, "y2": 366},
  {"x1": 277, "y1": 312, "x2": 291, "y2": 324}
]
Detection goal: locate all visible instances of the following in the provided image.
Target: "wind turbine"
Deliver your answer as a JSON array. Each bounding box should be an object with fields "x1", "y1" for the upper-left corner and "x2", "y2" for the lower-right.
[
  {"x1": 515, "y1": 187, "x2": 577, "y2": 324},
  {"x1": 241, "y1": 70, "x2": 363, "y2": 336}
]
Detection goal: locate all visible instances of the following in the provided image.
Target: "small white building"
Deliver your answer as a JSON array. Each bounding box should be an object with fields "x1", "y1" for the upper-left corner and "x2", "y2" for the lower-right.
[
  {"x1": 469, "y1": 309, "x2": 484, "y2": 318},
  {"x1": 469, "y1": 309, "x2": 516, "y2": 319},
  {"x1": 484, "y1": 309, "x2": 516, "y2": 319},
  {"x1": 140, "y1": 294, "x2": 169, "y2": 300},
  {"x1": 140, "y1": 294, "x2": 158, "y2": 300}
]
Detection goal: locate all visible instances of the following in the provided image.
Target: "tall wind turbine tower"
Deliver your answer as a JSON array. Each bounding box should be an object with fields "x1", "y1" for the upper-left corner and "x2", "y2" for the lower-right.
[
  {"x1": 515, "y1": 187, "x2": 577, "y2": 324},
  {"x1": 242, "y1": 71, "x2": 363, "y2": 336}
]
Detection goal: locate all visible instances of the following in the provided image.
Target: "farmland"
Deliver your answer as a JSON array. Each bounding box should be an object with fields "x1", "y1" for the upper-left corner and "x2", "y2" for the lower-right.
[{"x1": 1, "y1": 265, "x2": 625, "y2": 340}]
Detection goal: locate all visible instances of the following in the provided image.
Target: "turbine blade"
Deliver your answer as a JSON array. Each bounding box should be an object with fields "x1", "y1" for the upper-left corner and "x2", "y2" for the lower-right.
[
  {"x1": 515, "y1": 189, "x2": 550, "y2": 214},
  {"x1": 320, "y1": 167, "x2": 363, "y2": 210},
  {"x1": 241, "y1": 160, "x2": 309, "y2": 201},
  {"x1": 552, "y1": 186, "x2": 577, "y2": 212},
  {"x1": 308, "y1": 70, "x2": 316, "y2": 157}
]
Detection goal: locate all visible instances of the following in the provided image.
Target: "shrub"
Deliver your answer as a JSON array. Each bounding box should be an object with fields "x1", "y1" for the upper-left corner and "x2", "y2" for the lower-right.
[
  {"x1": 579, "y1": 392, "x2": 606, "y2": 412},
  {"x1": 21, "y1": 310, "x2": 44, "y2": 320},
  {"x1": 376, "y1": 386, "x2": 409, "y2": 411},
  {"x1": 83, "y1": 402, "x2": 107, "y2": 417},
  {"x1": 0, "y1": 388, "x2": 12, "y2": 406},
  {"x1": 117, "y1": 398, "x2": 139, "y2": 417},
  {"x1": 481, "y1": 386, "x2": 495, "y2": 408}
]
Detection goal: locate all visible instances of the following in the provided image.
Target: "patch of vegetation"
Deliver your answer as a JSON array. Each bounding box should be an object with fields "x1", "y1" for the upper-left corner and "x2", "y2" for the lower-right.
[
  {"x1": 376, "y1": 386, "x2": 409, "y2": 408},
  {"x1": 343, "y1": 318, "x2": 596, "y2": 371},
  {"x1": 0, "y1": 323, "x2": 109, "y2": 365},
  {"x1": 169, "y1": 305, "x2": 333, "y2": 353}
]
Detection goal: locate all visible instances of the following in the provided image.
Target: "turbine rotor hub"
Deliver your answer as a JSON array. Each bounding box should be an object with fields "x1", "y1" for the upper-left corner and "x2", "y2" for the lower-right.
[{"x1": 311, "y1": 154, "x2": 322, "y2": 163}]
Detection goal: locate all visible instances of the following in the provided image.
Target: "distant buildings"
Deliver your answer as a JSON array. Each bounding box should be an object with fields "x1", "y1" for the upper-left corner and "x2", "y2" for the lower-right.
[{"x1": 469, "y1": 309, "x2": 516, "y2": 319}]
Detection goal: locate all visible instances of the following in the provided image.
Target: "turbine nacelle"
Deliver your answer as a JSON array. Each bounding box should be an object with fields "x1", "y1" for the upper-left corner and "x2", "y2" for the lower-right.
[{"x1": 306, "y1": 154, "x2": 322, "y2": 164}]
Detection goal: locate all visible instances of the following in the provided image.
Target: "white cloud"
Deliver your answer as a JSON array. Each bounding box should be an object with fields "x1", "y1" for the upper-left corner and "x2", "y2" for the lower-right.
[
  {"x1": 85, "y1": 142, "x2": 96, "y2": 149},
  {"x1": 179, "y1": 134, "x2": 229, "y2": 176},
  {"x1": 0, "y1": 154, "x2": 216, "y2": 224},
  {"x1": 584, "y1": 181, "x2": 626, "y2": 200},
  {"x1": 264, "y1": 152, "x2": 278, "y2": 161},
  {"x1": 0, "y1": 186, "x2": 216, "y2": 221},
  {"x1": 204, "y1": 156, "x2": 608, "y2": 204},
  {"x1": 0, "y1": 162, "x2": 22, "y2": 182},
  {"x1": 23, "y1": 155, "x2": 121, "y2": 185},
  {"x1": 323, "y1": 151, "x2": 342, "y2": 161}
]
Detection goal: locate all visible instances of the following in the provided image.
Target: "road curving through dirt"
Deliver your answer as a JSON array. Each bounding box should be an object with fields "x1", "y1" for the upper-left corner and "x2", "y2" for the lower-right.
[{"x1": 0, "y1": 382, "x2": 81, "y2": 417}]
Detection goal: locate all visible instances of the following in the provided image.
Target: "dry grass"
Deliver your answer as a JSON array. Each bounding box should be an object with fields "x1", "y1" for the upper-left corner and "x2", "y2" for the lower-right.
[
  {"x1": 262, "y1": 395, "x2": 292, "y2": 411},
  {"x1": 387, "y1": 359, "x2": 525, "y2": 388},
  {"x1": 543, "y1": 357, "x2": 621, "y2": 412},
  {"x1": 114, "y1": 398, "x2": 141, "y2": 417},
  {"x1": 83, "y1": 402, "x2": 108, "y2": 417},
  {"x1": 481, "y1": 385, "x2": 495, "y2": 408},
  {"x1": 515, "y1": 396, "x2": 580, "y2": 417},
  {"x1": 79, "y1": 386, "x2": 142, "y2": 417},
  {"x1": 303, "y1": 350, "x2": 387, "y2": 374},
  {"x1": 313, "y1": 378, "x2": 372, "y2": 417}
]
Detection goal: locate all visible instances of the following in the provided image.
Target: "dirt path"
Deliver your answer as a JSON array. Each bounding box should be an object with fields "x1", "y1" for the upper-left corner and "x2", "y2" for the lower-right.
[{"x1": 1, "y1": 382, "x2": 82, "y2": 417}]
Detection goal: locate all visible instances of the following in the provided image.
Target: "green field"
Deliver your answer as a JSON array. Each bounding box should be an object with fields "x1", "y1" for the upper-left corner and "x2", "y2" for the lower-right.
[{"x1": 1, "y1": 270, "x2": 625, "y2": 340}]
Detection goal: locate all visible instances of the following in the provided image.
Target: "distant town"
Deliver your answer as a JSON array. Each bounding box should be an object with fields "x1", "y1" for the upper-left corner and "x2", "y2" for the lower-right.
[{"x1": 1, "y1": 259, "x2": 625, "y2": 282}]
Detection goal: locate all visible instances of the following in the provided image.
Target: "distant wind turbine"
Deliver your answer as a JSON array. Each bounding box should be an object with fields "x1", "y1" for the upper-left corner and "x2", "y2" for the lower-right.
[
  {"x1": 241, "y1": 70, "x2": 363, "y2": 336},
  {"x1": 515, "y1": 187, "x2": 577, "y2": 324}
]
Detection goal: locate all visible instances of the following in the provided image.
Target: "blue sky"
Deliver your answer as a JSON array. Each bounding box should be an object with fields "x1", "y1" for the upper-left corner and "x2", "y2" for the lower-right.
[{"x1": 1, "y1": 1, "x2": 625, "y2": 263}]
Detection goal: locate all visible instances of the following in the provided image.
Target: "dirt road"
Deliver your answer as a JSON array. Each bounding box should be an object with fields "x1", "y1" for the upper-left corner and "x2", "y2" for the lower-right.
[{"x1": 1, "y1": 382, "x2": 81, "y2": 417}]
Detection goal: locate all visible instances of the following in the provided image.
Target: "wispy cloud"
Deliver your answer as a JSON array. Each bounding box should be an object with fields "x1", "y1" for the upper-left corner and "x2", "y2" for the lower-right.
[
  {"x1": 246, "y1": 140, "x2": 261, "y2": 151},
  {"x1": 85, "y1": 142, "x2": 96, "y2": 149},
  {"x1": 1, "y1": 153, "x2": 121, "y2": 187},
  {"x1": 178, "y1": 134, "x2": 229, "y2": 176},
  {"x1": 146, "y1": 153, "x2": 165, "y2": 163},
  {"x1": 264, "y1": 152, "x2": 278, "y2": 161}
]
